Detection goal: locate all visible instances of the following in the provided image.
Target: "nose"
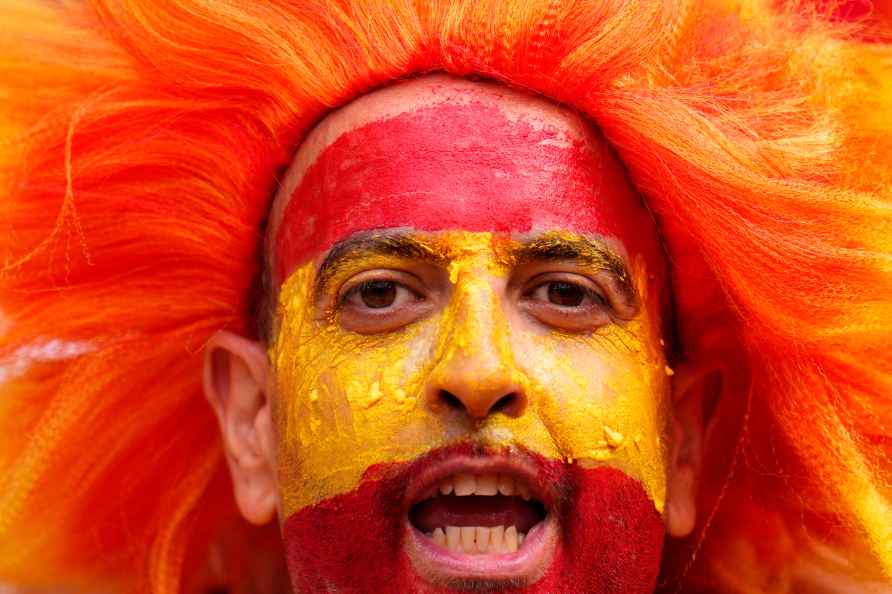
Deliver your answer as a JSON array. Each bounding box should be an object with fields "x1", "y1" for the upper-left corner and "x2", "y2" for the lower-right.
[
  {"x1": 432, "y1": 358, "x2": 526, "y2": 419},
  {"x1": 426, "y1": 274, "x2": 527, "y2": 421}
]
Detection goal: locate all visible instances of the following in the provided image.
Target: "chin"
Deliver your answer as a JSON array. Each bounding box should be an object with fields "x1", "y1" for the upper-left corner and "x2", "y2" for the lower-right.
[{"x1": 282, "y1": 445, "x2": 664, "y2": 593}]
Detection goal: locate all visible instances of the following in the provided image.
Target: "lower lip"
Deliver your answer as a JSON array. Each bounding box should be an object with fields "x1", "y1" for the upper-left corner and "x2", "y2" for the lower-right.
[{"x1": 405, "y1": 514, "x2": 558, "y2": 585}]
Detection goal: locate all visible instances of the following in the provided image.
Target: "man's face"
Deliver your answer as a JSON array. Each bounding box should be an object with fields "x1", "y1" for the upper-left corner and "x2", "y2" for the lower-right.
[{"x1": 267, "y1": 76, "x2": 670, "y2": 593}]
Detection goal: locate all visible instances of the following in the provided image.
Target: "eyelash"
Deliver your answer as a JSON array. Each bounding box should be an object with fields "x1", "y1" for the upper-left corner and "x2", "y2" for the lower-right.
[
  {"x1": 341, "y1": 279, "x2": 420, "y2": 308},
  {"x1": 331, "y1": 269, "x2": 617, "y2": 340},
  {"x1": 334, "y1": 272, "x2": 435, "y2": 334},
  {"x1": 337, "y1": 270, "x2": 426, "y2": 308},
  {"x1": 523, "y1": 276, "x2": 608, "y2": 306}
]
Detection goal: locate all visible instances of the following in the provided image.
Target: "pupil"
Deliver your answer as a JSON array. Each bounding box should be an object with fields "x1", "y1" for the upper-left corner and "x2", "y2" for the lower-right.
[
  {"x1": 360, "y1": 280, "x2": 397, "y2": 308},
  {"x1": 548, "y1": 282, "x2": 585, "y2": 306}
]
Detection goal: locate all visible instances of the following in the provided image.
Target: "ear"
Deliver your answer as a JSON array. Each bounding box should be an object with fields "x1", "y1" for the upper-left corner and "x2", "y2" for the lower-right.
[
  {"x1": 203, "y1": 330, "x2": 278, "y2": 525},
  {"x1": 665, "y1": 363, "x2": 723, "y2": 538}
]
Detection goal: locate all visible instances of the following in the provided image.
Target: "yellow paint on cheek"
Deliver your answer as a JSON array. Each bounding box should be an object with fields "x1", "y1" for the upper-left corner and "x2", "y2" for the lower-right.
[
  {"x1": 505, "y1": 254, "x2": 670, "y2": 512},
  {"x1": 604, "y1": 426, "x2": 625, "y2": 449},
  {"x1": 270, "y1": 237, "x2": 494, "y2": 515},
  {"x1": 270, "y1": 231, "x2": 670, "y2": 517}
]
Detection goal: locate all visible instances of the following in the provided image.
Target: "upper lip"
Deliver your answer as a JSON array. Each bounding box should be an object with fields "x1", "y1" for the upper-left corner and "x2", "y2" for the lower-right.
[{"x1": 402, "y1": 447, "x2": 557, "y2": 512}]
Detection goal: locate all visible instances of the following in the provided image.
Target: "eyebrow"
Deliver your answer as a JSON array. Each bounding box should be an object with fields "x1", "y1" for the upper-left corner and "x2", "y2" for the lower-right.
[
  {"x1": 513, "y1": 236, "x2": 637, "y2": 307},
  {"x1": 315, "y1": 231, "x2": 443, "y2": 296},
  {"x1": 315, "y1": 231, "x2": 637, "y2": 307}
]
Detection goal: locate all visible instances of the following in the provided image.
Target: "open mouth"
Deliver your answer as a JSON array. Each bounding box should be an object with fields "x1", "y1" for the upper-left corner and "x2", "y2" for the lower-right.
[
  {"x1": 409, "y1": 472, "x2": 547, "y2": 554},
  {"x1": 404, "y1": 455, "x2": 558, "y2": 585}
]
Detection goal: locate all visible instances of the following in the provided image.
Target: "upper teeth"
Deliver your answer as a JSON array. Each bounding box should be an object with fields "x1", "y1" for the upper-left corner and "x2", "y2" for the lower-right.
[{"x1": 438, "y1": 472, "x2": 531, "y2": 500}]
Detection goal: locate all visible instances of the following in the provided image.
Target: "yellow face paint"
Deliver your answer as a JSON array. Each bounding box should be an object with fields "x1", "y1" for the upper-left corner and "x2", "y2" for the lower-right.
[{"x1": 270, "y1": 231, "x2": 670, "y2": 517}]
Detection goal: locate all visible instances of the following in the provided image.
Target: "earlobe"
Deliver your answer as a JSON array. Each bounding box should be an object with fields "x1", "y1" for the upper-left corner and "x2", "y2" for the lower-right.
[
  {"x1": 665, "y1": 365, "x2": 723, "y2": 538},
  {"x1": 666, "y1": 417, "x2": 698, "y2": 538},
  {"x1": 203, "y1": 330, "x2": 278, "y2": 526}
]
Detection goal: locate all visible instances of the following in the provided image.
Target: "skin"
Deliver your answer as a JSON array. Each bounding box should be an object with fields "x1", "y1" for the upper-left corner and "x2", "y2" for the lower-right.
[{"x1": 203, "y1": 75, "x2": 715, "y2": 593}]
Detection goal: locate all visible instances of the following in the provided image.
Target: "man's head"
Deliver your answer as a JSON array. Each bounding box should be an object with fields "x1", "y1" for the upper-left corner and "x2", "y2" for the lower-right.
[{"x1": 203, "y1": 75, "x2": 712, "y2": 593}]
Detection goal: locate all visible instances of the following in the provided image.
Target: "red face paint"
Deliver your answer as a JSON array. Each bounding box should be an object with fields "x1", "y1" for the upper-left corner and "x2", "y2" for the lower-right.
[
  {"x1": 274, "y1": 100, "x2": 659, "y2": 283},
  {"x1": 282, "y1": 448, "x2": 663, "y2": 594}
]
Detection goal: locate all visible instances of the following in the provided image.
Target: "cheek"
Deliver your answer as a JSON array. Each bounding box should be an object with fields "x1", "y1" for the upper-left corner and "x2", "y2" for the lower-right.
[
  {"x1": 272, "y1": 275, "x2": 458, "y2": 515},
  {"x1": 512, "y1": 324, "x2": 670, "y2": 513}
]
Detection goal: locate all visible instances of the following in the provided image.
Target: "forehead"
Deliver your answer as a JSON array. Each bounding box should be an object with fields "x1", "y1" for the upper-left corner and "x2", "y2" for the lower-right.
[{"x1": 269, "y1": 75, "x2": 662, "y2": 284}]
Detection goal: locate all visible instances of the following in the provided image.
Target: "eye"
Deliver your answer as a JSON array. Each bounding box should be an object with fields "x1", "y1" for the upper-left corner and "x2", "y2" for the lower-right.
[
  {"x1": 336, "y1": 271, "x2": 436, "y2": 334},
  {"x1": 344, "y1": 279, "x2": 413, "y2": 310},
  {"x1": 528, "y1": 280, "x2": 607, "y2": 309},
  {"x1": 521, "y1": 274, "x2": 611, "y2": 331}
]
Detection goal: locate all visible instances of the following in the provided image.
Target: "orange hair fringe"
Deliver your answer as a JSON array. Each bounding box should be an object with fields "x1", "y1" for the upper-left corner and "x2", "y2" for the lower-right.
[{"x1": 1, "y1": 0, "x2": 890, "y2": 592}]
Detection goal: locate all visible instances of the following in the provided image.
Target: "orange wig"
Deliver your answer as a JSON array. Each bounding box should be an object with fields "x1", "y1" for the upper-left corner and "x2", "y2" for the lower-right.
[{"x1": 1, "y1": 0, "x2": 890, "y2": 592}]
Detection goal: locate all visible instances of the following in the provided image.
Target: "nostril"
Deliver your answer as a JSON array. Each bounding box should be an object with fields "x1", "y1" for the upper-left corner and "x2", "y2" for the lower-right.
[
  {"x1": 433, "y1": 388, "x2": 526, "y2": 418},
  {"x1": 439, "y1": 390, "x2": 465, "y2": 411},
  {"x1": 491, "y1": 392, "x2": 522, "y2": 416}
]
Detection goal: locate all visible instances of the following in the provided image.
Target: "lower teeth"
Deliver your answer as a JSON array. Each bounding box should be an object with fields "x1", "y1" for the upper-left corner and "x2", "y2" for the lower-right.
[{"x1": 428, "y1": 525, "x2": 525, "y2": 554}]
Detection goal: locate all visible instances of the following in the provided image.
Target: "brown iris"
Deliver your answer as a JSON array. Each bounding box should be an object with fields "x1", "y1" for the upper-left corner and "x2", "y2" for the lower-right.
[{"x1": 359, "y1": 280, "x2": 397, "y2": 308}]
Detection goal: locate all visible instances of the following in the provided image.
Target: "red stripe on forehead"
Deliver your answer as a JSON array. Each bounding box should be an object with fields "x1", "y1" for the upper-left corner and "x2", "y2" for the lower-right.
[{"x1": 274, "y1": 100, "x2": 645, "y2": 283}]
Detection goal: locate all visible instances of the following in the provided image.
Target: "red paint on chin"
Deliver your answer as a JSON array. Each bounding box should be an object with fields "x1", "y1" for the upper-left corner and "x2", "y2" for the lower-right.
[
  {"x1": 281, "y1": 458, "x2": 664, "y2": 593},
  {"x1": 274, "y1": 101, "x2": 654, "y2": 283}
]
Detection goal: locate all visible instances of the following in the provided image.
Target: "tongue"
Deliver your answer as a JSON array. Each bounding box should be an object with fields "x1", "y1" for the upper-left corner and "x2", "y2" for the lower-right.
[{"x1": 410, "y1": 495, "x2": 543, "y2": 533}]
